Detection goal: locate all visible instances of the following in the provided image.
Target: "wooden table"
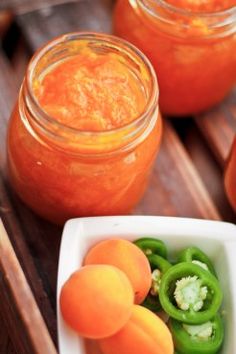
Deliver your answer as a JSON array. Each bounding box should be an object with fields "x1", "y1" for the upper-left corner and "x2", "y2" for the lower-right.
[{"x1": 0, "y1": 1, "x2": 235, "y2": 353}]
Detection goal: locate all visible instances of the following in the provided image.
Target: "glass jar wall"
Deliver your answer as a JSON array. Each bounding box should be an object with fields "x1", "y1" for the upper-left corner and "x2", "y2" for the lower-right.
[
  {"x1": 113, "y1": 0, "x2": 236, "y2": 116},
  {"x1": 7, "y1": 33, "x2": 162, "y2": 224}
]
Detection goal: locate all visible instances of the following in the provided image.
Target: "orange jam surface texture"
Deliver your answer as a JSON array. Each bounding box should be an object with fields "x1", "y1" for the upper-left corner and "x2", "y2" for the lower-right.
[
  {"x1": 34, "y1": 50, "x2": 146, "y2": 131},
  {"x1": 166, "y1": 0, "x2": 236, "y2": 12}
]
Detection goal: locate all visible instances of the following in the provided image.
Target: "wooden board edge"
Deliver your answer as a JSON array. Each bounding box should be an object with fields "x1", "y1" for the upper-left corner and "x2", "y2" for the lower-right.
[
  {"x1": 0, "y1": 219, "x2": 58, "y2": 354},
  {"x1": 164, "y1": 121, "x2": 222, "y2": 220}
]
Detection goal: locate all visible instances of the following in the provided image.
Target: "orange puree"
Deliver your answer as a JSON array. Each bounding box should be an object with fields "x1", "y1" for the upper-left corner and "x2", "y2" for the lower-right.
[
  {"x1": 113, "y1": 0, "x2": 236, "y2": 116},
  {"x1": 7, "y1": 34, "x2": 161, "y2": 224},
  {"x1": 34, "y1": 51, "x2": 146, "y2": 131},
  {"x1": 166, "y1": 0, "x2": 236, "y2": 12}
]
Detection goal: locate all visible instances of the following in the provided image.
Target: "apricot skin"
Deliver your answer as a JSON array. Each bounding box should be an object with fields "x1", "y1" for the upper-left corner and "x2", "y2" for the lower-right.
[
  {"x1": 99, "y1": 305, "x2": 174, "y2": 354},
  {"x1": 84, "y1": 238, "x2": 152, "y2": 304},
  {"x1": 60, "y1": 264, "x2": 134, "y2": 339}
]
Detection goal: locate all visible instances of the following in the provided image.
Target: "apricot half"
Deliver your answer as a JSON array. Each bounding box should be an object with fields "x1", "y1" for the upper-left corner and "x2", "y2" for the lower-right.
[
  {"x1": 60, "y1": 264, "x2": 134, "y2": 338},
  {"x1": 84, "y1": 238, "x2": 151, "y2": 304},
  {"x1": 99, "y1": 305, "x2": 174, "y2": 354}
]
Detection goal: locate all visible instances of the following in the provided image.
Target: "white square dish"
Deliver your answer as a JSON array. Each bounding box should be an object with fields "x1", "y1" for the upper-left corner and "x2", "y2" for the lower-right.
[{"x1": 57, "y1": 216, "x2": 236, "y2": 354}]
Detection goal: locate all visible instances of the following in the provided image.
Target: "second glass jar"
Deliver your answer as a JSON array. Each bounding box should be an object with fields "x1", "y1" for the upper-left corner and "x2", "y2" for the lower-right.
[{"x1": 113, "y1": 0, "x2": 236, "y2": 116}]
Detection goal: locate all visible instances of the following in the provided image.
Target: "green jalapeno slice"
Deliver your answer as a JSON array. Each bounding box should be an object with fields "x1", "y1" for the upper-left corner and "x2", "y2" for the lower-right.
[
  {"x1": 134, "y1": 237, "x2": 168, "y2": 258},
  {"x1": 159, "y1": 263, "x2": 223, "y2": 324},
  {"x1": 142, "y1": 254, "x2": 172, "y2": 312},
  {"x1": 169, "y1": 314, "x2": 224, "y2": 354},
  {"x1": 177, "y1": 247, "x2": 217, "y2": 277}
]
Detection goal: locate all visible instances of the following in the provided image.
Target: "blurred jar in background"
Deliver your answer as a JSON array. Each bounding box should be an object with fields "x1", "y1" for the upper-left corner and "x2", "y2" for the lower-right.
[
  {"x1": 224, "y1": 136, "x2": 236, "y2": 212},
  {"x1": 113, "y1": 0, "x2": 236, "y2": 116},
  {"x1": 7, "y1": 32, "x2": 162, "y2": 225}
]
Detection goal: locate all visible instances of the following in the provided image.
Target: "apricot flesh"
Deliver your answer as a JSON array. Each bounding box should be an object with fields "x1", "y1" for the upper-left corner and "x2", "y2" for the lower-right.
[
  {"x1": 84, "y1": 238, "x2": 151, "y2": 304},
  {"x1": 60, "y1": 264, "x2": 134, "y2": 338},
  {"x1": 99, "y1": 305, "x2": 174, "y2": 354}
]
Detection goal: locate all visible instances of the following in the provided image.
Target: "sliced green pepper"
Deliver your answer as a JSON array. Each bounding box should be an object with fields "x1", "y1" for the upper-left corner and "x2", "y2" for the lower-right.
[
  {"x1": 134, "y1": 237, "x2": 168, "y2": 258},
  {"x1": 177, "y1": 247, "x2": 217, "y2": 277},
  {"x1": 142, "y1": 254, "x2": 172, "y2": 312},
  {"x1": 159, "y1": 263, "x2": 223, "y2": 324},
  {"x1": 169, "y1": 314, "x2": 224, "y2": 354}
]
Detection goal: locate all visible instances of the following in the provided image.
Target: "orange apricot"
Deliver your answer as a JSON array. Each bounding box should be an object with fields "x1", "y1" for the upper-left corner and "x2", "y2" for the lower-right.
[
  {"x1": 60, "y1": 264, "x2": 134, "y2": 339},
  {"x1": 84, "y1": 238, "x2": 151, "y2": 304},
  {"x1": 99, "y1": 305, "x2": 174, "y2": 354}
]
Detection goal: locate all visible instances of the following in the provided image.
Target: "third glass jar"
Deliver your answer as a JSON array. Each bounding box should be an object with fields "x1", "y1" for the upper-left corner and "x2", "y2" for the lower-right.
[{"x1": 113, "y1": 0, "x2": 236, "y2": 116}]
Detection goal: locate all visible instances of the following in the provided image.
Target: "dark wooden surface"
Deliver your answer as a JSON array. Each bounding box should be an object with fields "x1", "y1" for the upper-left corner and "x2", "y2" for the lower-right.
[
  {"x1": 195, "y1": 89, "x2": 236, "y2": 168},
  {"x1": 0, "y1": 220, "x2": 57, "y2": 354},
  {"x1": 0, "y1": 1, "x2": 235, "y2": 353},
  {"x1": 0, "y1": 0, "x2": 77, "y2": 14}
]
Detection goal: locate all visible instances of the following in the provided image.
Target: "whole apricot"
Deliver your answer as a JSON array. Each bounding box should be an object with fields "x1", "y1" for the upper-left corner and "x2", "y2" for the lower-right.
[
  {"x1": 60, "y1": 264, "x2": 134, "y2": 338},
  {"x1": 99, "y1": 305, "x2": 174, "y2": 354},
  {"x1": 84, "y1": 238, "x2": 151, "y2": 304}
]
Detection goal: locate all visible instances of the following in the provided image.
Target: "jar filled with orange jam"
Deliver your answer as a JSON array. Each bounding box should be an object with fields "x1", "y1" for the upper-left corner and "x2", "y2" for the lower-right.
[
  {"x1": 7, "y1": 33, "x2": 162, "y2": 224},
  {"x1": 113, "y1": 0, "x2": 236, "y2": 116},
  {"x1": 224, "y1": 136, "x2": 236, "y2": 212}
]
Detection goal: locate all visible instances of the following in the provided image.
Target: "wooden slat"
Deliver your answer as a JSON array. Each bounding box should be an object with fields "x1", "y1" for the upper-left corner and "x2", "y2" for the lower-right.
[
  {"x1": 0, "y1": 10, "x2": 13, "y2": 36},
  {"x1": 11, "y1": 38, "x2": 30, "y2": 88},
  {"x1": 0, "y1": 0, "x2": 77, "y2": 15},
  {"x1": 0, "y1": 315, "x2": 18, "y2": 354},
  {"x1": 0, "y1": 220, "x2": 57, "y2": 354},
  {"x1": 17, "y1": 0, "x2": 114, "y2": 50},
  {"x1": 184, "y1": 127, "x2": 236, "y2": 222},
  {"x1": 0, "y1": 51, "x2": 59, "y2": 349},
  {"x1": 134, "y1": 120, "x2": 221, "y2": 220},
  {"x1": 195, "y1": 88, "x2": 236, "y2": 168},
  {"x1": 0, "y1": 54, "x2": 17, "y2": 164}
]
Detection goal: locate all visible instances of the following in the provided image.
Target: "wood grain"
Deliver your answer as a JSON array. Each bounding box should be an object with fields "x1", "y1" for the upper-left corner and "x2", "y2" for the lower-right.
[
  {"x1": 11, "y1": 39, "x2": 30, "y2": 88},
  {"x1": 134, "y1": 120, "x2": 221, "y2": 220},
  {"x1": 0, "y1": 51, "x2": 59, "y2": 346},
  {"x1": 0, "y1": 0, "x2": 77, "y2": 15},
  {"x1": 0, "y1": 315, "x2": 18, "y2": 354},
  {"x1": 184, "y1": 127, "x2": 236, "y2": 222},
  {"x1": 17, "y1": 0, "x2": 114, "y2": 50},
  {"x1": 0, "y1": 54, "x2": 17, "y2": 166},
  {"x1": 0, "y1": 219, "x2": 57, "y2": 354},
  {"x1": 0, "y1": 10, "x2": 13, "y2": 36},
  {"x1": 195, "y1": 88, "x2": 236, "y2": 168}
]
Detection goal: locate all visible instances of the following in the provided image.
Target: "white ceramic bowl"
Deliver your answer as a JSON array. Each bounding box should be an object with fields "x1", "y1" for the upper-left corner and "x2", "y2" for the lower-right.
[{"x1": 57, "y1": 216, "x2": 236, "y2": 354}]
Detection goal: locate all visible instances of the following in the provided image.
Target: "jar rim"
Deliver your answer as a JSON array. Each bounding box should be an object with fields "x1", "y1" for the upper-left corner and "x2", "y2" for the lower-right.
[
  {"x1": 136, "y1": 0, "x2": 236, "y2": 36},
  {"x1": 25, "y1": 31, "x2": 159, "y2": 140},
  {"x1": 139, "y1": 0, "x2": 236, "y2": 18}
]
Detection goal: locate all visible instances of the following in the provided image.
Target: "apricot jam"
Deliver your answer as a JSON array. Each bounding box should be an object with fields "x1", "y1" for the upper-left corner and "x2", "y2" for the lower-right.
[
  {"x1": 7, "y1": 33, "x2": 162, "y2": 224},
  {"x1": 113, "y1": 0, "x2": 236, "y2": 116},
  {"x1": 34, "y1": 50, "x2": 146, "y2": 131}
]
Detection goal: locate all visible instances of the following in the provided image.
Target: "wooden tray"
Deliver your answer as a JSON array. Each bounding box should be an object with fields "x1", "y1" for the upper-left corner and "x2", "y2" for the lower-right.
[{"x1": 0, "y1": 1, "x2": 235, "y2": 353}]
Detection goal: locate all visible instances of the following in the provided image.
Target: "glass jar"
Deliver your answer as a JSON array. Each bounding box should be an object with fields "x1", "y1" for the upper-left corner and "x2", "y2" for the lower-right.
[
  {"x1": 224, "y1": 136, "x2": 236, "y2": 212},
  {"x1": 113, "y1": 0, "x2": 236, "y2": 116},
  {"x1": 7, "y1": 32, "x2": 162, "y2": 225}
]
